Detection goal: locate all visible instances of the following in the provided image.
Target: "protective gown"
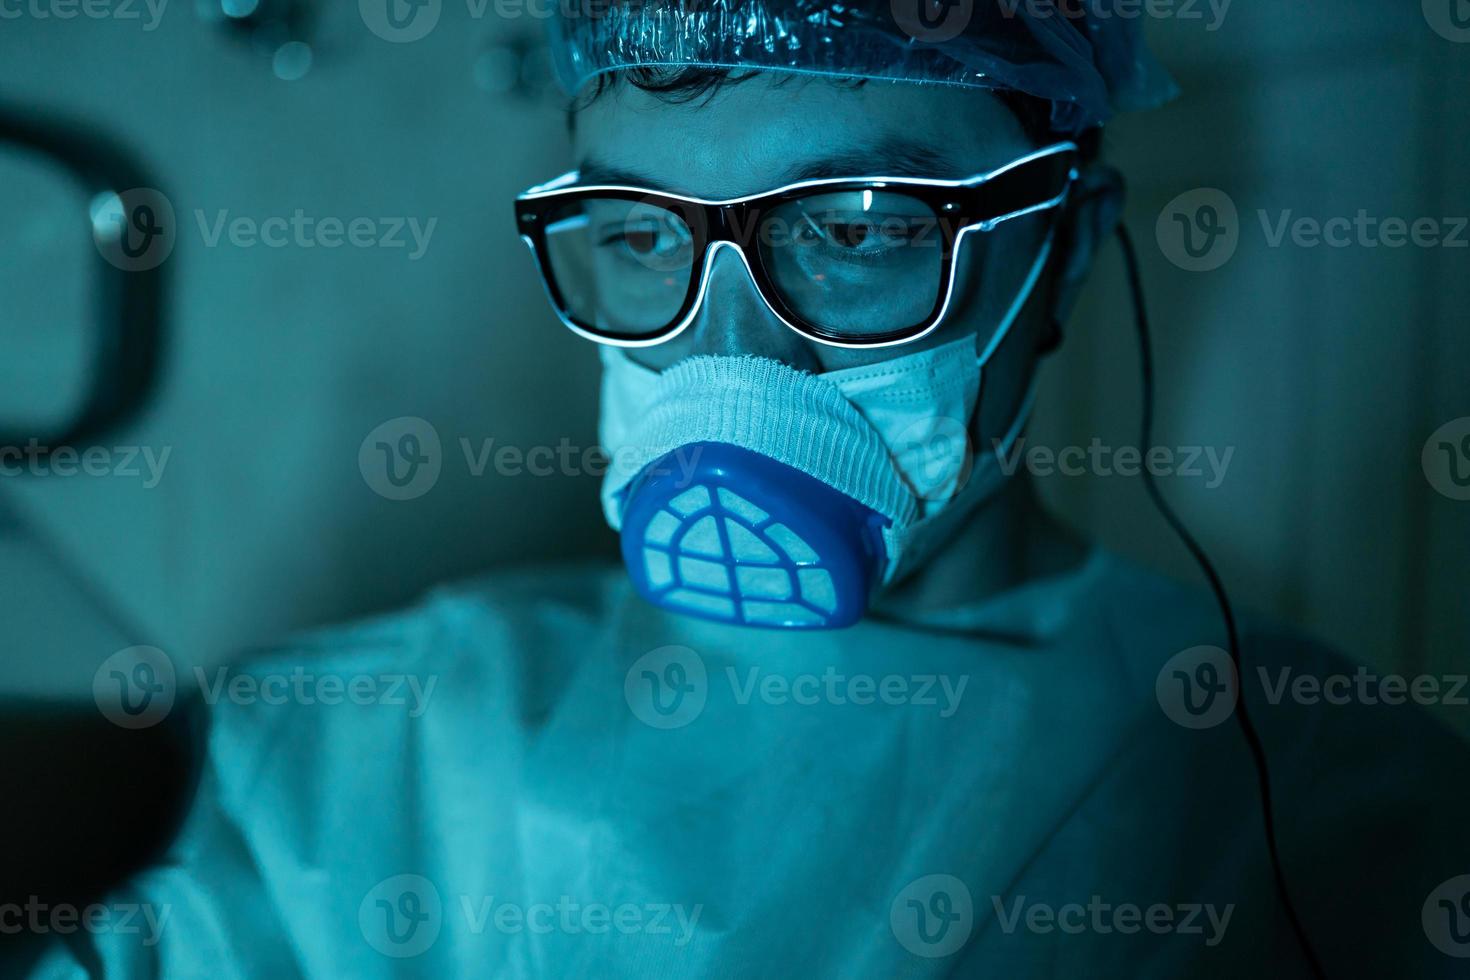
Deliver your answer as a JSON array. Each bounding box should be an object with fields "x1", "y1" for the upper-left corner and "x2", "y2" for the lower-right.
[{"x1": 27, "y1": 549, "x2": 1470, "y2": 978}]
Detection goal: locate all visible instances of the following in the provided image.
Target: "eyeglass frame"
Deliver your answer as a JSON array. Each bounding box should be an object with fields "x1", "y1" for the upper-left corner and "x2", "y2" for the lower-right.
[{"x1": 514, "y1": 141, "x2": 1080, "y2": 351}]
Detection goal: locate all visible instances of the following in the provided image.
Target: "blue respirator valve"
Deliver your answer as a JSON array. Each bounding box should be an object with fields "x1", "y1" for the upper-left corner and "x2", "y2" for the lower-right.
[{"x1": 619, "y1": 442, "x2": 888, "y2": 629}]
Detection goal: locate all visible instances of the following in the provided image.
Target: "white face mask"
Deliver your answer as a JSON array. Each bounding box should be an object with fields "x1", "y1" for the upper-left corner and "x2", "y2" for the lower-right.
[
  {"x1": 596, "y1": 236, "x2": 1050, "y2": 628},
  {"x1": 599, "y1": 335, "x2": 1035, "y2": 573}
]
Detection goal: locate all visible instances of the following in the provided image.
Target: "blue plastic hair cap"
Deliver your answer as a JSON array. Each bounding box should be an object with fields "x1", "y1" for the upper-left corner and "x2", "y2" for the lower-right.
[
  {"x1": 619, "y1": 442, "x2": 890, "y2": 629},
  {"x1": 547, "y1": 0, "x2": 1179, "y2": 135}
]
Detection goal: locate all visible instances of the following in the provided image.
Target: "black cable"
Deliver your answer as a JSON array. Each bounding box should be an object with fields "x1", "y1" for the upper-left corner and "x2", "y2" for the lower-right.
[{"x1": 1114, "y1": 225, "x2": 1328, "y2": 980}]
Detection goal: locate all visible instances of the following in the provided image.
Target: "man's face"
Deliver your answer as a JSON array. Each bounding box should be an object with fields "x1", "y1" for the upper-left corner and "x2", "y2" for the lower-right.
[
  {"x1": 571, "y1": 73, "x2": 1057, "y2": 446},
  {"x1": 572, "y1": 73, "x2": 1054, "y2": 360}
]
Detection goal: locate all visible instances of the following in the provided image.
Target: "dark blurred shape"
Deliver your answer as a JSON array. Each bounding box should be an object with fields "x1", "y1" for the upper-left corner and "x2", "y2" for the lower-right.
[
  {"x1": 0, "y1": 108, "x2": 166, "y2": 460},
  {"x1": 0, "y1": 695, "x2": 204, "y2": 969}
]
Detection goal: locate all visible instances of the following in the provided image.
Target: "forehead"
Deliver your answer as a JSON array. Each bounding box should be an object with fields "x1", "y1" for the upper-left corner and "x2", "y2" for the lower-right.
[{"x1": 570, "y1": 75, "x2": 1034, "y2": 201}]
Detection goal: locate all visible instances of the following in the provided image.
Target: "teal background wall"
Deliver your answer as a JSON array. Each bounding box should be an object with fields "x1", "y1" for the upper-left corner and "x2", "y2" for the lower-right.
[
  {"x1": 1035, "y1": 4, "x2": 1470, "y2": 697},
  {"x1": 2, "y1": 4, "x2": 610, "y2": 694}
]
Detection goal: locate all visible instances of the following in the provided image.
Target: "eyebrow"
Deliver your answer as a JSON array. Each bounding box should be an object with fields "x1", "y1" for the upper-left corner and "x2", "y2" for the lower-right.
[
  {"x1": 787, "y1": 139, "x2": 965, "y2": 182},
  {"x1": 575, "y1": 135, "x2": 970, "y2": 194}
]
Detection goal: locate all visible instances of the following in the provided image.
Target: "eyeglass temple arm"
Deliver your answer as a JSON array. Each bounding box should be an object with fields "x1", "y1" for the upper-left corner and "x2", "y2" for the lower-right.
[{"x1": 958, "y1": 143, "x2": 1080, "y2": 231}]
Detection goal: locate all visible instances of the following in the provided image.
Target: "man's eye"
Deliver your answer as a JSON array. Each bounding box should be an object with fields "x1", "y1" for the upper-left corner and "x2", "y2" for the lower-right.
[
  {"x1": 623, "y1": 226, "x2": 660, "y2": 255},
  {"x1": 797, "y1": 215, "x2": 918, "y2": 253},
  {"x1": 825, "y1": 221, "x2": 873, "y2": 249},
  {"x1": 598, "y1": 219, "x2": 687, "y2": 257},
  {"x1": 621, "y1": 230, "x2": 649, "y2": 253}
]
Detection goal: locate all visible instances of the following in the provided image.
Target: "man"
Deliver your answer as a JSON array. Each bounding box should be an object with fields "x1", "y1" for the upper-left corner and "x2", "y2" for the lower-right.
[{"x1": 22, "y1": 1, "x2": 1469, "y2": 976}]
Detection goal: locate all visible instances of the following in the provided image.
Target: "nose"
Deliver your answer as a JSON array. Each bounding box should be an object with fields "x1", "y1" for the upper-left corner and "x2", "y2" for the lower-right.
[{"x1": 679, "y1": 243, "x2": 822, "y2": 370}]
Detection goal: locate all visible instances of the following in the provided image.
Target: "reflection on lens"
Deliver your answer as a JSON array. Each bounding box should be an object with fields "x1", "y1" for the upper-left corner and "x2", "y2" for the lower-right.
[
  {"x1": 758, "y1": 190, "x2": 943, "y2": 336},
  {"x1": 543, "y1": 198, "x2": 695, "y2": 337}
]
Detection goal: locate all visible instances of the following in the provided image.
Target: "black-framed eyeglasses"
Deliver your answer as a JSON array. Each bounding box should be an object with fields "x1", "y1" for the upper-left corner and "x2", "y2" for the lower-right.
[{"x1": 513, "y1": 141, "x2": 1078, "y2": 350}]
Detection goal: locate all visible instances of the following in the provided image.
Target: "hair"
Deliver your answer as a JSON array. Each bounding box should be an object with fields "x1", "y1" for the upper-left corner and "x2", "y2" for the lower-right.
[{"x1": 571, "y1": 65, "x2": 1102, "y2": 160}]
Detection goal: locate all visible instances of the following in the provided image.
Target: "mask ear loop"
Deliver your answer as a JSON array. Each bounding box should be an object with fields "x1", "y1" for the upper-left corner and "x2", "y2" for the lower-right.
[
  {"x1": 976, "y1": 230, "x2": 1057, "y2": 369},
  {"x1": 879, "y1": 230, "x2": 1054, "y2": 586},
  {"x1": 966, "y1": 225, "x2": 1056, "y2": 472}
]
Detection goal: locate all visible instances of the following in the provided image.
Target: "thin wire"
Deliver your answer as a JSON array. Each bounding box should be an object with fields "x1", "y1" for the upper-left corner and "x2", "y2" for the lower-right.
[{"x1": 1114, "y1": 225, "x2": 1328, "y2": 979}]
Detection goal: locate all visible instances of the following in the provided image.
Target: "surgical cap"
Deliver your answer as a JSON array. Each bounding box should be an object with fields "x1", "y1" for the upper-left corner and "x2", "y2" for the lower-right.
[{"x1": 547, "y1": 0, "x2": 1178, "y2": 134}]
